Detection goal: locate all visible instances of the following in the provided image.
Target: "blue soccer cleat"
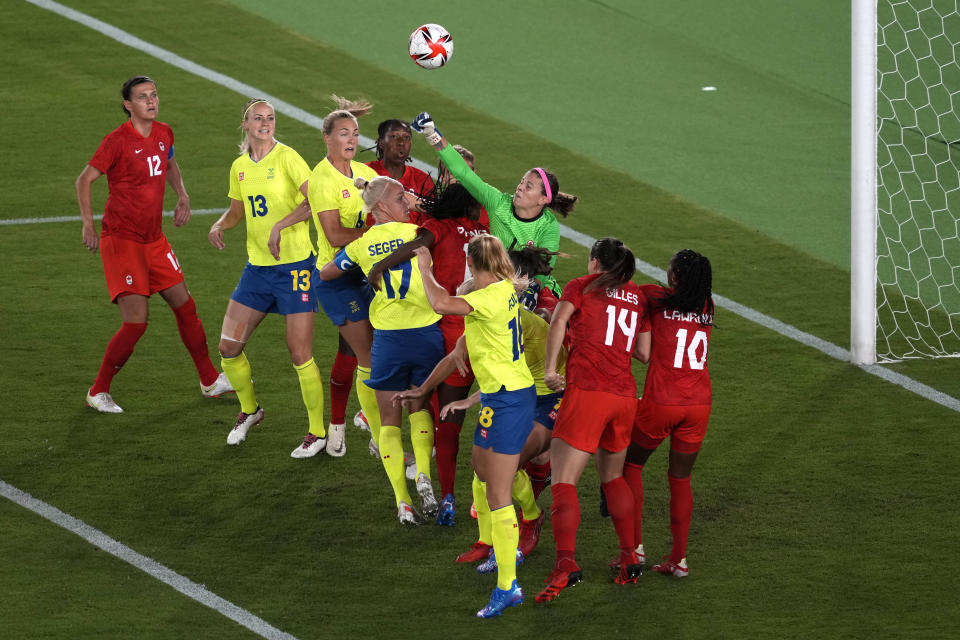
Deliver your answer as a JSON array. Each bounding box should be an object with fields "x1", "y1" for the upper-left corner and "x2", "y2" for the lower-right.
[
  {"x1": 436, "y1": 493, "x2": 456, "y2": 526},
  {"x1": 476, "y1": 580, "x2": 524, "y2": 618},
  {"x1": 476, "y1": 548, "x2": 524, "y2": 575}
]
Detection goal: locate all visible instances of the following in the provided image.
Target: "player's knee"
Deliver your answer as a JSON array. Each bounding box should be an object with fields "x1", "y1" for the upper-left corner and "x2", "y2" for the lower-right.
[{"x1": 218, "y1": 337, "x2": 243, "y2": 358}]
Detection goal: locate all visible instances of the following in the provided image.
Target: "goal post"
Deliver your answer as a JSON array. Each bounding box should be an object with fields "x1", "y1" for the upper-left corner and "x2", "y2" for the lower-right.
[{"x1": 851, "y1": 0, "x2": 878, "y2": 365}]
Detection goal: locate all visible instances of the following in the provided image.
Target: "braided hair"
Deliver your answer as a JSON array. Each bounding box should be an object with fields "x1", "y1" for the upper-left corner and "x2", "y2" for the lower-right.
[
  {"x1": 655, "y1": 249, "x2": 714, "y2": 325},
  {"x1": 419, "y1": 182, "x2": 481, "y2": 221}
]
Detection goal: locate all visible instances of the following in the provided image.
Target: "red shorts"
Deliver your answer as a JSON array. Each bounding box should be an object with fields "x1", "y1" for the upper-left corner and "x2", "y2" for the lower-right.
[
  {"x1": 100, "y1": 234, "x2": 184, "y2": 303},
  {"x1": 439, "y1": 315, "x2": 474, "y2": 388},
  {"x1": 632, "y1": 397, "x2": 712, "y2": 454},
  {"x1": 552, "y1": 385, "x2": 637, "y2": 454}
]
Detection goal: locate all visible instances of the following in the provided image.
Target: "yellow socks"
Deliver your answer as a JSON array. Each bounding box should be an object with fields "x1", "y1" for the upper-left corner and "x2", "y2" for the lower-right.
[
  {"x1": 490, "y1": 504, "x2": 520, "y2": 589},
  {"x1": 512, "y1": 469, "x2": 541, "y2": 521},
  {"x1": 409, "y1": 410, "x2": 435, "y2": 479},
  {"x1": 355, "y1": 366, "x2": 381, "y2": 445},
  {"x1": 293, "y1": 358, "x2": 325, "y2": 438},
  {"x1": 221, "y1": 351, "x2": 257, "y2": 414},
  {"x1": 472, "y1": 474, "x2": 492, "y2": 545},
  {"x1": 379, "y1": 425, "x2": 412, "y2": 505}
]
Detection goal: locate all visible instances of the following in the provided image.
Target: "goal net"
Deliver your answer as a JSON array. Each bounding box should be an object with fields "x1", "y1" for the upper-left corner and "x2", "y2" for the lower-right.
[{"x1": 873, "y1": 0, "x2": 960, "y2": 361}]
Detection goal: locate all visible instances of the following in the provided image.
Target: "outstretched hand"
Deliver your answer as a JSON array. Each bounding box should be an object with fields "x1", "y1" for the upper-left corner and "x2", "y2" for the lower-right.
[{"x1": 410, "y1": 112, "x2": 443, "y2": 146}]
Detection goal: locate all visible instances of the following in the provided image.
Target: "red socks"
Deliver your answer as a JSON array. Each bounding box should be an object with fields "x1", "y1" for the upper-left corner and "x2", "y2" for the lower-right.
[
  {"x1": 525, "y1": 460, "x2": 551, "y2": 499},
  {"x1": 172, "y1": 297, "x2": 218, "y2": 386},
  {"x1": 668, "y1": 475, "x2": 693, "y2": 562},
  {"x1": 434, "y1": 420, "x2": 461, "y2": 498},
  {"x1": 623, "y1": 462, "x2": 645, "y2": 549},
  {"x1": 90, "y1": 322, "x2": 147, "y2": 395},
  {"x1": 329, "y1": 352, "x2": 357, "y2": 424},
  {"x1": 550, "y1": 482, "x2": 580, "y2": 567},
  {"x1": 601, "y1": 476, "x2": 635, "y2": 556}
]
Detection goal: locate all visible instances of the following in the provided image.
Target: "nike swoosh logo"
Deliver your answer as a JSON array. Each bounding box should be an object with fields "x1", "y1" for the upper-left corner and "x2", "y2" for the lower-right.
[{"x1": 134, "y1": 149, "x2": 143, "y2": 154}]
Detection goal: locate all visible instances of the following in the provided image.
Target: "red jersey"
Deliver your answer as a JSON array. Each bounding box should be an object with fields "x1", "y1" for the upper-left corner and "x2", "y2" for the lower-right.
[
  {"x1": 419, "y1": 216, "x2": 489, "y2": 296},
  {"x1": 638, "y1": 284, "x2": 713, "y2": 406},
  {"x1": 89, "y1": 120, "x2": 175, "y2": 243},
  {"x1": 365, "y1": 160, "x2": 436, "y2": 226},
  {"x1": 561, "y1": 274, "x2": 647, "y2": 397}
]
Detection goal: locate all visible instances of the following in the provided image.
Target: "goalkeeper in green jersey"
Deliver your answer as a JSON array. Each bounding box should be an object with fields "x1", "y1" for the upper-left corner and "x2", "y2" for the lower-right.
[{"x1": 410, "y1": 112, "x2": 577, "y2": 295}]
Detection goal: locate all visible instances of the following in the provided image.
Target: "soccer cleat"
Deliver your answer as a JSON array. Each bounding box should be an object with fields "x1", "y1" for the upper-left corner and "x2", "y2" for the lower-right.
[
  {"x1": 456, "y1": 541, "x2": 492, "y2": 564},
  {"x1": 227, "y1": 407, "x2": 264, "y2": 445},
  {"x1": 476, "y1": 579, "x2": 524, "y2": 618},
  {"x1": 476, "y1": 548, "x2": 524, "y2": 574},
  {"x1": 85, "y1": 390, "x2": 123, "y2": 414},
  {"x1": 416, "y1": 473, "x2": 439, "y2": 517},
  {"x1": 397, "y1": 501, "x2": 426, "y2": 525},
  {"x1": 436, "y1": 493, "x2": 456, "y2": 526},
  {"x1": 613, "y1": 550, "x2": 643, "y2": 585},
  {"x1": 353, "y1": 410, "x2": 370, "y2": 433},
  {"x1": 368, "y1": 438, "x2": 380, "y2": 459},
  {"x1": 201, "y1": 372, "x2": 234, "y2": 398},
  {"x1": 652, "y1": 557, "x2": 689, "y2": 578},
  {"x1": 518, "y1": 511, "x2": 546, "y2": 558},
  {"x1": 290, "y1": 433, "x2": 326, "y2": 458},
  {"x1": 326, "y1": 423, "x2": 346, "y2": 457},
  {"x1": 404, "y1": 451, "x2": 417, "y2": 480},
  {"x1": 470, "y1": 502, "x2": 478, "y2": 519},
  {"x1": 535, "y1": 564, "x2": 583, "y2": 603},
  {"x1": 610, "y1": 544, "x2": 647, "y2": 570}
]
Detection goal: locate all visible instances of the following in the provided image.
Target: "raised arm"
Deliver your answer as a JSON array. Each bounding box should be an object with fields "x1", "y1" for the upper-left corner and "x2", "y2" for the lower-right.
[{"x1": 75, "y1": 164, "x2": 103, "y2": 253}]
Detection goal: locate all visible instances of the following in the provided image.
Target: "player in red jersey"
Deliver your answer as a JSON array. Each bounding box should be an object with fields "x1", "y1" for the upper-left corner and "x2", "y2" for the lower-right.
[
  {"x1": 76, "y1": 75, "x2": 231, "y2": 414},
  {"x1": 536, "y1": 237, "x2": 650, "y2": 602},
  {"x1": 365, "y1": 182, "x2": 489, "y2": 525},
  {"x1": 365, "y1": 119, "x2": 435, "y2": 226},
  {"x1": 624, "y1": 249, "x2": 714, "y2": 579}
]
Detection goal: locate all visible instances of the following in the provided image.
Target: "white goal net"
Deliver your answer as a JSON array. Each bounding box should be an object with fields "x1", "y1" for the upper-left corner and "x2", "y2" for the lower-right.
[{"x1": 874, "y1": 0, "x2": 960, "y2": 360}]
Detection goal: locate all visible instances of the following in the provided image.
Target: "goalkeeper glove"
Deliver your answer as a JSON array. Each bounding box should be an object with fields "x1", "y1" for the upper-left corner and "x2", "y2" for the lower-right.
[
  {"x1": 518, "y1": 280, "x2": 541, "y2": 312},
  {"x1": 411, "y1": 111, "x2": 443, "y2": 146}
]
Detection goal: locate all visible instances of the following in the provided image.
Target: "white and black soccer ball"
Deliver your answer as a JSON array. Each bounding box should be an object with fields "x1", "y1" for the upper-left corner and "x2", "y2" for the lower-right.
[{"x1": 408, "y1": 24, "x2": 453, "y2": 69}]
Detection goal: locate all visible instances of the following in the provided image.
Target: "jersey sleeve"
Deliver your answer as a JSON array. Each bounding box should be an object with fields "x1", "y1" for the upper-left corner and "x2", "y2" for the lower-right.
[
  {"x1": 437, "y1": 145, "x2": 506, "y2": 214},
  {"x1": 88, "y1": 133, "x2": 119, "y2": 174},
  {"x1": 559, "y1": 277, "x2": 584, "y2": 309},
  {"x1": 461, "y1": 286, "x2": 493, "y2": 320},
  {"x1": 227, "y1": 159, "x2": 242, "y2": 201},
  {"x1": 284, "y1": 149, "x2": 310, "y2": 204},
  {"x1": 307, "y1": 171, "x2": 340, "y2": 214}
]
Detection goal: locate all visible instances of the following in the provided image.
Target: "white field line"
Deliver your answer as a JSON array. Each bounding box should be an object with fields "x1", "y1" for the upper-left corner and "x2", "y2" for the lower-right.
[
  {"x1": 0, "y1": 479, "x2": 299, "y2": 640},
  {"x1": 22, "y1": 3, "x2": 960, "y2": 415}
]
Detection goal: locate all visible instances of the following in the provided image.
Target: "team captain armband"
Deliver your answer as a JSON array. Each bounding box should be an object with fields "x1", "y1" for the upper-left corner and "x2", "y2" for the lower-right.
[{"x1": 333, "y1": 249, "x2": 358, "y2": 271}]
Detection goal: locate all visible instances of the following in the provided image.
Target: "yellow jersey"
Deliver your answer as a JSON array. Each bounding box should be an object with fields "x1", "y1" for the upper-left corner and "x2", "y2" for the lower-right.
[
  {"x1": 520, "y1": 308, "x2": 567, "y2": 396},
  {"x1": 306, "y1": 158, "x2": 378, "y2": 266},
  {"x1": 342, "y1": 222, "x2": 441, "y2": 330},
  {"x1": 227, "y1": 142, "x2": 313, "y2": 266},
  {"x1": 462, "y1": 279, "x2": 534, "y2": 394}
]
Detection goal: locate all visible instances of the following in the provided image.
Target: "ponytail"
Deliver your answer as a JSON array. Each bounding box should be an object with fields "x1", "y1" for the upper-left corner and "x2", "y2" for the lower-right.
[{"x1": 584, "y1": 237, "x2": 635, "y2": 294}]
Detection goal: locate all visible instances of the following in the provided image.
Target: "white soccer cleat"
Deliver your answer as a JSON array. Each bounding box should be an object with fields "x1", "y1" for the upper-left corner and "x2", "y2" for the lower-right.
[
  {"x1": 404, "y1": 451, "x2": 418, "y2": 480},
  {"x1": 86, "y1": 390, "x2": 123, "y2": 414},
  {"x1": 397, "y1": 501, "x2": 426, "y2": 525},
  {"x1": 416, "y1": 472, "x2": 439, "y2": 517},
  {"x1": 227, "y1": 407, "x2": 264, "y2": 445},
  {"x1": 353, "y1": 410, "x2": 370, "y2": 433},
  {"x1": 201, "y1": 372, "x2": 234, "y2": 398},
  {"x1": 290, "y1": 433, "x2": 326, "y2": 458},
  {"x1": 635, "y1": 544, "x2": 647, "y2": 566},
  {"x1": 326, "y1": 423, "x2": 346, "y2": 457},
  {"x1": 652, "y1": 557, "x2": 689, "y2": 578},
  {"x1": 368, "y1": 438, "x2": 380, "y2": 459}
]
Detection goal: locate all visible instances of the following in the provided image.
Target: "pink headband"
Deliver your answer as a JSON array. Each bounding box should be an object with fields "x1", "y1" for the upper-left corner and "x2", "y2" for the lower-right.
[{"x1": 534, "y1": 168, "x2": 552, "y2": 203}]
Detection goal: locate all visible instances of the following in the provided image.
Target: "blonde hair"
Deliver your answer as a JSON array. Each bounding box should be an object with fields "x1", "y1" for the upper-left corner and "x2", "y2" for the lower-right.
[
  {"x1": 355, "y1": 176, "x2": 402, "y2": 215},
  {"x1": 238, "y1": 98, "x2": 274, "y2": 155},
  {"x1": 467, "y1": 235, "x2": 518, "y2": 285},
  {"x1": 322, "y1": 94, "x2": 373, "y2": 134}
]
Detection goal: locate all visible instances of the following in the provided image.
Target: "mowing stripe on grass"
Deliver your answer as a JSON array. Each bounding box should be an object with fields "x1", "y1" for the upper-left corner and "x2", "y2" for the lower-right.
[
  {"x1": 0, "y1": 479, "x2": 299, "y2": 640},
  {"x1": 0, "y1": 209, "x2": 222, "y2": 225},
  {"x1": 25, "y1": 0, "x2": 960, "y2": 413}
]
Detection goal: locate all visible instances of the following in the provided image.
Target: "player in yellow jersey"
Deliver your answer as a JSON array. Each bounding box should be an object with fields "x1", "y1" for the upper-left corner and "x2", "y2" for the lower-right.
[
  {"x1": 207, "y1": 99, "x2": 324, "y2": 448},
  {"x1": 394, "y1": 235, "x2": 534, "y2": 618},
  {"x1": 269, "y1": 96, "x2": 381, "y2": 459},
  {"x1": 318, "y1": 176, "x2": 444, "y2": 524}
]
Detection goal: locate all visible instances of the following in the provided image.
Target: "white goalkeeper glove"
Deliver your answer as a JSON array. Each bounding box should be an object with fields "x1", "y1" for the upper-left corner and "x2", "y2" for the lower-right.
[{"x1": 411, "y1": 111, "x2": 443, "y2": 146}]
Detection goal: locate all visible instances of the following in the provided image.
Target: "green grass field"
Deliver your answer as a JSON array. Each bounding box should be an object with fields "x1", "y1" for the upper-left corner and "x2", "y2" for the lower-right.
[{"x1": 2, "y1": 1, "x2": 959, "y2": 638}]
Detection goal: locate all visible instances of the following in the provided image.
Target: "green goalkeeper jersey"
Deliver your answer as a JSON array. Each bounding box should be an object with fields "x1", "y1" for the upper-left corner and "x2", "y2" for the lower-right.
[{"x1": 437, "y1": 144, "x2": 561, "y2": 294}]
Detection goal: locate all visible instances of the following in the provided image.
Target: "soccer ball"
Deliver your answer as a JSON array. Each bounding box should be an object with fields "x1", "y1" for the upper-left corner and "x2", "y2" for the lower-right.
[{"x1": 408, "y1": 24, "x2": 453, "y2": 69}]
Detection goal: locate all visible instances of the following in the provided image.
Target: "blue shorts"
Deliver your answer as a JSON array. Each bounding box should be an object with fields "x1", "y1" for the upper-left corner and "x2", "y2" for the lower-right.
[
  {"x1": 474, "y1": 385, "x2": 536, "y2": 455},
  {"x1": 231, "y1": 256, "x2": 318, "y2": 315},
  {"x1": 534, "y1": 391, "x2": 564, "y2": 431},
  {"x1": 314, "y1": 267, "x2": 373, "y2": 326},
  {"x1": 366, "y1": 324, "x2": 444, "y2": 391}
]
